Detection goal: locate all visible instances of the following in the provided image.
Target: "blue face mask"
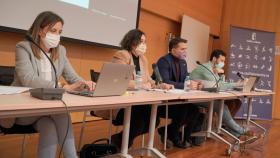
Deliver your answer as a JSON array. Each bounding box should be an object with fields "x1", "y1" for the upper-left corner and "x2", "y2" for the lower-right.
[{"x1": 215, "y1": 62, "x2": 224, "y2": 69}]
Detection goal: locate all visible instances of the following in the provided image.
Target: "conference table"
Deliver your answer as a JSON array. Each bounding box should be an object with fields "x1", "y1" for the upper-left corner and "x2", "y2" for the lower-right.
[
  {"x1": 0, "y1": 89, "x2": 273, "y2": 158},
  {"x1": 178, "y1": 90, "x2": 274, "y2": 155}
]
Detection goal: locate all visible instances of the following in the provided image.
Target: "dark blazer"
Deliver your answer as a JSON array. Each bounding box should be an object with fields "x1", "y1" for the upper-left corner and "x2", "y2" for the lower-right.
[{"x1": 156, "y1": 53, "x2": 189, "y2": 89}]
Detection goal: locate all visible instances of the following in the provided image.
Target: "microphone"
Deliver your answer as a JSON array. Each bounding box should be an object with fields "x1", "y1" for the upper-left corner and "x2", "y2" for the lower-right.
[
  {"x1": 25, "y1": 34, "x2": 64, "y2": 100},
  {"x1": 152, "y1": 63, "x2": 163, "y2": 85},
  {"x1": 237, "y1": 72, "x2": 245, "y2": 80},
  {"x1": 196, "y1": 61, "x2": 220, "y2": 92}
]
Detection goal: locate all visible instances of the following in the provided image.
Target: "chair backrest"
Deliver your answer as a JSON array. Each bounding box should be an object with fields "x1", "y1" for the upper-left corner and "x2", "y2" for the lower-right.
[
  {"x1": 0, "y1": 66, "x2": 15, "y2": 86},
  {"x1": 0, "y1": 124, "x2": 36, "y2": 134},
  {"x1": 90, "y1": 69, "x2": 100, "y2": 82}
]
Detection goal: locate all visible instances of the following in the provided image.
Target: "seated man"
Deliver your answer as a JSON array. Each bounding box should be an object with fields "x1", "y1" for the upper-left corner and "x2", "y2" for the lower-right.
[
  {"x1": 156, "y1": 37, "x2": 205, "y2": 147},
  {"x1": 190, "y1": 49, "x2": 254, "y2": 138}
]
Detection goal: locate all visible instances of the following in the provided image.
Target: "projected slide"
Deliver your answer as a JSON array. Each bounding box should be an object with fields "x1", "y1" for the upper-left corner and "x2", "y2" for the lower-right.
[
  {"x1": 0, "y1": 0, "x2": 140, "y2": 47},
  {"x1": 60, "y1": 0, "x2": 89, "y2": 9},
  {"x1": 59, "y1": 0, "x2": 127, "y2": 22}
]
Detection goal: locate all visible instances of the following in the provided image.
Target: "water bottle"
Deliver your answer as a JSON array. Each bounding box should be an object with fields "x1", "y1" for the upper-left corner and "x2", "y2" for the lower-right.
[
  {"x1": 135, "y1": 71, "x2": 143, "y2": 90},
  {"x1": 184, "y1": 75, "x2": 190, "y2": 91}
]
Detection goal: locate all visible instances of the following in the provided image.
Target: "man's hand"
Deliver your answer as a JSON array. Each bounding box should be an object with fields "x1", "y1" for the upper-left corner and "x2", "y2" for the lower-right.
[
  {"x1": 235, "y1": 78, "x2": 248, "y2": 87},
  {"x1": 159, "y1": 83, "x2": 174, "y2": 90},
  {"x1": 189, "y1": 80, "x2": 203, "y2": 90}
]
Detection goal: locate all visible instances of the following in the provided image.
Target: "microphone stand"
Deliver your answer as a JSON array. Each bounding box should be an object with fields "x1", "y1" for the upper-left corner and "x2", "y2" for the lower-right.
[
  {"x1": 26, "y1": 34, "x2": 65, "y2": 100},
  {"x1": 152, "y1": 63, "x2": 163, "y2": 86},
  {"x1": 196, "y1": 61, "x2": 220, "y2": 92}
]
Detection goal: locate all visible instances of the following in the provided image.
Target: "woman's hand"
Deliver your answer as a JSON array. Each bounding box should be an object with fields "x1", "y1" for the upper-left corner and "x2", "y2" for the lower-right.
[
  {"x1": 214, "y1": 68, "x2": 224, "y2": 74},
  {"x1": 63, "y1": 81, "x2": 96, "y2": 91},
  {"x1": 84, "y1": 81, "x2": 96, "y2": 91},
  {"x1": 141, "y1": 82, "x2": 152, "y2": 90}
]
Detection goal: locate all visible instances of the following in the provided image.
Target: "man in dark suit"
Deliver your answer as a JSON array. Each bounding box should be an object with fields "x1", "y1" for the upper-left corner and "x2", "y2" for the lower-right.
[{"x1": 156, "y1": 37, "x2": 205, "y2": 148}]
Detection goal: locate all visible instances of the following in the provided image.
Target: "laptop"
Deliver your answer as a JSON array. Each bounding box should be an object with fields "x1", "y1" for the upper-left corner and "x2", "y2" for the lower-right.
[
  {"x1": 234, "y1": 76, "x2": 260, "y2": 92},
  {"x1": 67, "y1": 62, "x2": 134, "y2": 97}
]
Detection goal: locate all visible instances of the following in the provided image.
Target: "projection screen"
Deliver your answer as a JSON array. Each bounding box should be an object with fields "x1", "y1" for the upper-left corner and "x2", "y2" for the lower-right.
[{"x1": 0, "y1": 0, "x2": 140, "y2": 48}]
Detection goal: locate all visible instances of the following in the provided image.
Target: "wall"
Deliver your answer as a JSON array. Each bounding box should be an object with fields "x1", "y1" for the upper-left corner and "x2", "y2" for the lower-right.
[
  {"x1": 0, "y1": 0, "x2": 223, "y2": 121},
  {"x1": 214, "y1": 0, "x2": 280, "y2": 119}
]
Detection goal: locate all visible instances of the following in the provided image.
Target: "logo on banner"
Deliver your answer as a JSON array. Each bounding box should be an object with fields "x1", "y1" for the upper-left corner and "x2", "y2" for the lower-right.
[{"x1": 246, "y1": 32, "x2": 261, "y2": 44}]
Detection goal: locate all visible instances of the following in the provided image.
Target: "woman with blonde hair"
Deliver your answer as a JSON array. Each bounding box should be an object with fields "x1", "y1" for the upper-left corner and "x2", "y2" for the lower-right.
[{"x1": 5, "y1": 11, "x2": 94, "y2": 158}]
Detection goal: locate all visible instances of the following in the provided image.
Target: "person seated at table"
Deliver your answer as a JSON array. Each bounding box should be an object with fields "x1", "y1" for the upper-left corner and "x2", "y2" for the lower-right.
[
  {"x1": 96, "y1": 29, "x2": 174, "y2": 149},
  {"x1": 190, "y1": 49, "x2": 256, "y2": 138},
  {"x1": 0, "y1": 11, "x2": 94, "y2": 158},
  {"x1": 155, "y1": 37, "x2": 205, "y2": 148}
]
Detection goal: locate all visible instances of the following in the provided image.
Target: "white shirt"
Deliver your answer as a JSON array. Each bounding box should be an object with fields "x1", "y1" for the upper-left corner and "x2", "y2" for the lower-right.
[{"x1": 40, "y1": 51, "x2": 52, "y2": 82}]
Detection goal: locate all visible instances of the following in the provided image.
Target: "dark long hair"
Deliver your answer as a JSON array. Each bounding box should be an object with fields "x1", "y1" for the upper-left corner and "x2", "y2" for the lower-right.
[
  {"x1": 28, "y1": 11, "x2": 64, "y2": 60},
  {"x1": 120, "y1": 29, "x2": 145, "y2": 52}
]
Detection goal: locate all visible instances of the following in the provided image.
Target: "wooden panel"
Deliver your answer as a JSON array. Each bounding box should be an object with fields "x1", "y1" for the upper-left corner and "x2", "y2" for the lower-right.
[
  {"x1": 139, "y1": 10, "x2": 180, "y2": 71},
  {"x1": 0, "y1": 32, "x2": 23, "y2": 66},
  {"x1": 220, "y1": 0, "x2": 277, "y2": 32},
  {"x1": 141, "y1": 0, "x2": 223, "y2": 36}
]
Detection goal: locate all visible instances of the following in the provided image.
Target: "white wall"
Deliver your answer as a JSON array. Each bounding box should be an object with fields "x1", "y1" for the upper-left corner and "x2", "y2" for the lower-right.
[{"x1": 181, "y1": 15, "x2": 210, "y2": 72}]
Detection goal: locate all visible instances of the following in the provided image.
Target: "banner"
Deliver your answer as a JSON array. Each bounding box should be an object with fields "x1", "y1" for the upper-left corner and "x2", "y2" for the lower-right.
[{"x1": 228, "y1": 26, "x2": 275, "y2": 120}]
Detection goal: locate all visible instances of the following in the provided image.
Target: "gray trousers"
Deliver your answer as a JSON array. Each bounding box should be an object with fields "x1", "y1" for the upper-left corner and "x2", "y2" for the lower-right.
[{"x1": 16, "y1": 114, "x2": 77, "y2": 158}]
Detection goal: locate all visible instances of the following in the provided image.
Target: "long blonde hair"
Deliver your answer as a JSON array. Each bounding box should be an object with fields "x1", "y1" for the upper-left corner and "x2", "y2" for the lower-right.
[{"x1": 28, "y1": 11, "x2": 64, "y2": 60}]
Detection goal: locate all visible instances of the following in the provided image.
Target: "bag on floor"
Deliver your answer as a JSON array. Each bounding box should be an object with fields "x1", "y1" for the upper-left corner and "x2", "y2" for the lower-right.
[{"x1": 79, "y1": 138, "x2": 118, "y2": 158}]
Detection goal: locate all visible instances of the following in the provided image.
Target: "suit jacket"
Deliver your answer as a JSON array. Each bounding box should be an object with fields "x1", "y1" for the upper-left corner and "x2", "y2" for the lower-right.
[
  {"x1": 156, "y1": 53, "x2": 189, "y2": 89},
  {"x1": 12, "y1": 41, "x2": 82, "y2": 87},
  {"x1": 0, "y1": 41, "x2": 83, "y2": 128},
  {"x1": 190, "y1": 61, "x2": 234, "y2": 90},
  {"x1": 95, "y1": 50, "x2": 155, "y2": 120},
  {"x1": 112, "y1": 50, "x2": 155, "y2": 89}
]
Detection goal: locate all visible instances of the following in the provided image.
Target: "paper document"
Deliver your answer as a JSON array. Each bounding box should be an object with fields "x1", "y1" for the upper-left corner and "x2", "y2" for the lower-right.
[
  {"x1": 148, "y1": 89, "x2": 204, "y2": 94},
  {"x1": 0, "y1": 86, "x2": 30, "y2": 95}
]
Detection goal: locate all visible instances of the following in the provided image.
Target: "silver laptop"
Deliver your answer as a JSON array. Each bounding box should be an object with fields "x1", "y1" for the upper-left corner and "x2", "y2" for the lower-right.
[
  {"x1": 67, "y1": 62, "x2": 134, "y2": 97},
  {"x1": 234, "y1": 76, "x2": 260, "y2": 92},
  {"x1": 242, "y1": 76, "x2": 260, "y2": 92}
]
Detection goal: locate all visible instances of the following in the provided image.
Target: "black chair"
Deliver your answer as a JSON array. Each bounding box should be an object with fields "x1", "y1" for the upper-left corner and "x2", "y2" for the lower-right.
[
  {"x1": 0, "y1": 65, "x2": 15, "y2": 85},
  {"x1": 90, "y1": 69, "x2": 100, "y2": 83},
  {"x1": 0, "y1": 65, "x2": 37, "y2": 158}
]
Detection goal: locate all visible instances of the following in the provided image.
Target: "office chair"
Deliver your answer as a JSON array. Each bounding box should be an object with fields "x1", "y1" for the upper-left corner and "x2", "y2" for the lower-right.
[
  {"x1": 90, "y1": 69, "x2": 100, "y2": 82},
  {"x1": 0, "y1": 65, "x2": 38, "y2": 158},
  {"x1": 0, "y1": 65, "x2": 15, "y2": 85}
]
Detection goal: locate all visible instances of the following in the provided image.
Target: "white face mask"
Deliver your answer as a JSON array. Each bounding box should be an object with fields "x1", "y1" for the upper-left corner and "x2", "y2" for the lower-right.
[
  {"x1": 42, "y1": 32, "x2": 60, "y2": 49},
  {"x1": 135, "y1": 43, "x2": 147, "y2": 56},
  {"x1": 215, "y1": 62, "x2": 225, "y2": 69}
]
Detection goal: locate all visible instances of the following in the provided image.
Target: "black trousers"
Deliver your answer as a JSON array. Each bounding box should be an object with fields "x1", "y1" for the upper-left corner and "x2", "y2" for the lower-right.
[
  {"x1": 158, "y1": 104, "x2": 201, "y2": 140},
  {"x1": 113, "y1": 105, "x2": 159, "y2": 147}
]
